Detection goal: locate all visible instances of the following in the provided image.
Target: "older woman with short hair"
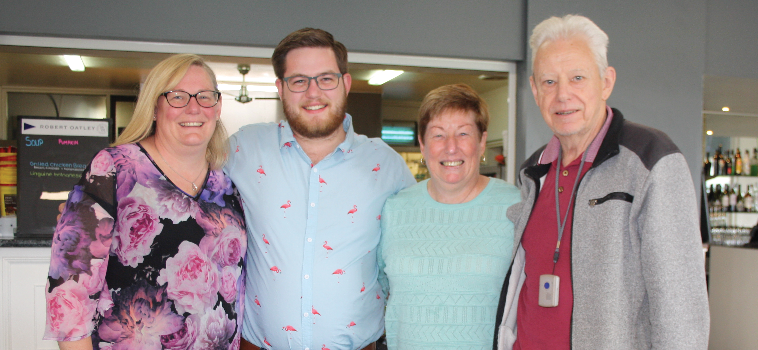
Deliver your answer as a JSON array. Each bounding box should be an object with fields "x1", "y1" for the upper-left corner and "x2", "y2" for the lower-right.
[
  {"x1": 378, "y1": 84, "x2": 520, "y2": 349},
  {"x1": 44, "y1": 54, "x2": 247, "y2": 350}
]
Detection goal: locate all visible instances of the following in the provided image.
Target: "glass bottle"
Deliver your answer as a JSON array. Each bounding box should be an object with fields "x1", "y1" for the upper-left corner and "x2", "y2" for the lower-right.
[
  {"x1": 735, "y1": 149, "x2": 743, "y2": 175},
  {"x1": 744, "y1": 185, "x2": 754, "y2": 212},
  {"x1": 713, "y1": 184, "x2": 722, "y2": 212},
  {"x1": 725, "y1": 150, "x2": 732, "y2": 175},
  {"x1": 704, "y1": 152, "x2": 712, "y2": 177},
  {"x1": 721, "y1": 184, "x2": 731, "y2": 212},
  {"x1": 752, "y1": 148, "x2": 758, "y2": 176},
  {"x1": 716, "y1": 145, "x2": 725, "y2": 175},
  {"x1": 736, "y1": 184, "x2": 745, "y2": 212},
  {"x1": 744, "y1": 149, "x2": 752, "y2": 176}
]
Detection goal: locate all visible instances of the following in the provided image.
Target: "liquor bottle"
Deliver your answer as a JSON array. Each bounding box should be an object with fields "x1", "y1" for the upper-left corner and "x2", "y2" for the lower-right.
[
  {"x1": 736, "y1": 185, "x2": 745, "y2": 212},
  {"x1": 725, "y1": 150, "x2": 732, "y2": 175},
  {"x1": 711, "y1": 185, "x2": 722, "y2": 213},
  {"x1": 729, "y1": 184, "x2": 738, "y2": 212},
  {"x1": 752, "y1": 148, "x2": 758, "y2": 176},
  {"x1": 716, "y1": 145, "x2": 725, "y2": 175},
  {"x1": 744, "y1": 185, "x2": 754, "y2": 212},
  {"x1": 713, "y1": 184, "x2": 722, "y2": 212},
  {"x1": 704, "y1": 152, "x2": 712, "y2": 177},
  {"x1": 721, "y1": 184, "x2": 731, "y2": 212},
  {"x1": 745, "y1": 149, "x2": 752, "y2": 176},
  {"x1": 735, "y1": 149, "x2": 743, "y2": 175}
]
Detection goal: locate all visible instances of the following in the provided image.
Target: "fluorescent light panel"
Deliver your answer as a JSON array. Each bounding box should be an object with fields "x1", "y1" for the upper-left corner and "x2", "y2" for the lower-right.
[
  {"x1": 63, "y1": 55, "x2": 85, "y2": 71},
  {"x1": 368, "y1": 70, "x2": 404, "y2": 85}
]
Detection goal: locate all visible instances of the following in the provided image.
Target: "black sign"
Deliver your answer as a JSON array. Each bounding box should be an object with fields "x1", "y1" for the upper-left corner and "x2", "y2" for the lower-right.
[{"x1": 17, "y1": 117, "x2": 111, "y2": 237}]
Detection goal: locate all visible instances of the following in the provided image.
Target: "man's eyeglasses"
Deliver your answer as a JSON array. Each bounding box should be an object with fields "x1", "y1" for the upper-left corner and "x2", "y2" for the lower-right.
[
  {"x1": 161, "y1": 90, "x2": 221, "y2": 108},
  {"x1": 282, "y1": 73, "x2": 343, "y2": 93}
]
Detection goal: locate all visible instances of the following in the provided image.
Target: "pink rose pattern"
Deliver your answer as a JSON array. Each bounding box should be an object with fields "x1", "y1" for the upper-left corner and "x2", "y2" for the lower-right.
[
  {"x1": 113, "y1": 196, "x2": 164, "y2": 268},
  {"x1": 44, "y1": 143, "x2": 246, "y2": 350},
  {"x1": 157, "y1": 241, "x2": 220, "y2": 315}
]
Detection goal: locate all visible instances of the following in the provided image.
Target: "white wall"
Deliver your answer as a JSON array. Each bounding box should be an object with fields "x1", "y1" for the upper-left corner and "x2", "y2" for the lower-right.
[
  {"x1": 480, "y1": 84, "x2": 510, "y2": 143},
  {"x1": 220, "y1": 96, "x2": 284, "y2": 136}
]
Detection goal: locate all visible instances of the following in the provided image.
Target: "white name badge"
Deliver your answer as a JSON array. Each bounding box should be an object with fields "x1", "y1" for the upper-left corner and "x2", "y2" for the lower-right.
[{"x1": 539, "y1": 274, "x2": 560, "y2": 307}]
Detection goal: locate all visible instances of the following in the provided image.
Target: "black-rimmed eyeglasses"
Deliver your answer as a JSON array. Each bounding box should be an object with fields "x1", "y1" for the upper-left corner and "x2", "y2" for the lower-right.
[
  {"x1": 282, "y1": 73, "x2": 343, "y2": 93},
  {"x1": 161, "y1": 90, "x2": 221, "y2": 108}
]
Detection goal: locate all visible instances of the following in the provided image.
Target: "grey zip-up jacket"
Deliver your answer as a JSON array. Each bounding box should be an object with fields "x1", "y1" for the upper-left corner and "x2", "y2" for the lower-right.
[{"x1": 494, "y1": 109, "x2": 710, "y2": 349}]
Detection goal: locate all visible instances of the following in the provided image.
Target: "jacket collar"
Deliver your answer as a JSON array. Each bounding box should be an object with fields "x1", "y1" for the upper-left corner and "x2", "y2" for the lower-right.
[{"x1": 522, "y1": 108, "x2": 625, "y2": 182}]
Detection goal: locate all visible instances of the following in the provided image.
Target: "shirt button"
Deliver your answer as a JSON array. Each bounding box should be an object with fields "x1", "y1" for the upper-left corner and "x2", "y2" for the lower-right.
[
  {"x1": 562, "y1": 170, "x2": 569, "y2": 176},
  {"x1": 304, "y1": 313, "x2": 309, "y2": 317},
  {"x1": 307, "y1": 238, "x2": 313, "y2": 242},
  {"x1": 311, "y1": 203, "x2": 315, "y2": 207},
  {"x1": 313, "y1": 168, "x2": 318, "y2": 173},
  {"x1": 558, "y1": 186, "x2": 564, "y2": 193},
  {"x1": 304, "y1": 274, "x2": 310, "y2": 279},
  {"x1": 305, "y1": 348, "x2": 310, "y2": 350}
]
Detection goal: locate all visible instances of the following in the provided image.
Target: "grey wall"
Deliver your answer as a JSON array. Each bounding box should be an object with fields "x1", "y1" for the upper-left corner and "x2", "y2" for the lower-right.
[
  {"x1": 0, "y1": 0, "x2": 525, "y2": 61},
  {"x1": 517, "y1": 1, "x2": 707, "y2": 188},
  {"x1": 705, "y1": 0, "x2": 758, "y2": 79},
  {"x1": 4, "y1": 0, "x2": 758, "y2": 188}
]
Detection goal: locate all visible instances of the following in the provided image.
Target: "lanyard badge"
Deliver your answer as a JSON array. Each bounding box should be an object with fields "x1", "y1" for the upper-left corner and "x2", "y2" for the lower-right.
[{"x1": 539, "y1": 149, "x2": 588, "y2": 308}]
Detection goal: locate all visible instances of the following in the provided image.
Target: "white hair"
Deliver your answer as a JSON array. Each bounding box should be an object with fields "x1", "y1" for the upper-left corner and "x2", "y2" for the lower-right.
[{"x1": 530, "y1": 14, "x2": 609, "y2": 77}]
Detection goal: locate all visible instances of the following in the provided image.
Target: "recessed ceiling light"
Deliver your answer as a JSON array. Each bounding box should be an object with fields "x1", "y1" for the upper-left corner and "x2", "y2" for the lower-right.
[
  {"x1": 706, "y1": 130, "x2": 714, "y2": 135},
  {"x1": 63, "y1": 55, "x2": 85, "y2": 72},
  {"x1": 722, "y1": 106, "x2": 730, "y2": 112},
  {"x1": 368, "y1": 70, "x2": 404, "y2": 85}
]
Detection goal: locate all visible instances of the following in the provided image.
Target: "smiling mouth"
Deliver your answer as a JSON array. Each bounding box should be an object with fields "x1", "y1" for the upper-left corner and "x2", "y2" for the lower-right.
[
  {"x1": 556, "y1": 110, "x2": 578, "y2": 116},
  {"x1": 180, "y1": 122, "x2": 203, "y2": 127},
  {"x1": 304, "y1": 104, "x2": 326, "y2": 111},
  {"x1": 441, "y1": 161, "x2": 464, "y2": 166}
]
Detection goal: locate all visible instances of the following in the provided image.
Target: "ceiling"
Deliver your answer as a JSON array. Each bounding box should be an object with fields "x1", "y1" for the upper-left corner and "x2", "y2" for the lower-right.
[{"x1": 0, "y1": 45, "x2": 509, "y2": 102}]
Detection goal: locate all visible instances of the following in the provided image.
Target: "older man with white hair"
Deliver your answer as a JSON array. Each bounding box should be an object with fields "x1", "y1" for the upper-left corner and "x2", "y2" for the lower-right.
[{"x1": 494, "y1": 15, "x2": 710, "y2": 350}]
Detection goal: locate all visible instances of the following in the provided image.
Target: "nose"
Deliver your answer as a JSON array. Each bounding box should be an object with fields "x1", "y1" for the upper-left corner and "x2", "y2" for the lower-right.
[
  {"x1": 556, "y1": 80, "x2": 570, "y2": 102},
  {"x1": 185, "y1": 95, "x2": 202, "y2": 113},
  {"x1": 444, "y1": 135, "x2": 458, "y2": 153},
  {"x1": 304, "y1": 78, "x2": 322, "y2": 98}
]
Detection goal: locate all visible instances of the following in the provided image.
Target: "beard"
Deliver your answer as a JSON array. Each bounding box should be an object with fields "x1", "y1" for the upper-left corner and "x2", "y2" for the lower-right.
[{"x1": 283, "y1": 95, "x2": 347, "y2": 139}]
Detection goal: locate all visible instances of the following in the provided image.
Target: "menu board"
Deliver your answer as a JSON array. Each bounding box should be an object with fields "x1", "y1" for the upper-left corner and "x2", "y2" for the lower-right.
[{"x1": 17, "y1": 117, "x2": 111, "y2": 237}]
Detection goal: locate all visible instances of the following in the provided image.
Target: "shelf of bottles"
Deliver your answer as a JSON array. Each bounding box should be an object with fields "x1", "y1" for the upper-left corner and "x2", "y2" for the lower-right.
[{"x1": 705, "y1": 146, "x2": 758, "y2": 245}]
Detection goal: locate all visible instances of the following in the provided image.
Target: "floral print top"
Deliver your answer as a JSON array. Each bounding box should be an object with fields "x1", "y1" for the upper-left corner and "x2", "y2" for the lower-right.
[{"x1": 43, "y1": 143, "x2": 247, "y2": 350}]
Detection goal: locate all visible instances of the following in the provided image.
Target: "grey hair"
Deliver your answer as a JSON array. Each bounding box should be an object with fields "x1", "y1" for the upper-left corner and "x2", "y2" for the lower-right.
[{"x1": 530, "y1": 14, "x2": 609, "y2": 77}]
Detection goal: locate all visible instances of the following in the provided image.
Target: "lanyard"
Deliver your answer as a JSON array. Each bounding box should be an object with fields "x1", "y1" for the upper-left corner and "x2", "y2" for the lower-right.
[{"x1": 552, "y1": 149, "x2": 589, "y2": 268}]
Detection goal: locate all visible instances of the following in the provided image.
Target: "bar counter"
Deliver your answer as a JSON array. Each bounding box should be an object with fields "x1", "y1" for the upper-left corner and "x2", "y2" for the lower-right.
[{"x1": 0, "y1": 237, "x2": 51, "y2": 247}]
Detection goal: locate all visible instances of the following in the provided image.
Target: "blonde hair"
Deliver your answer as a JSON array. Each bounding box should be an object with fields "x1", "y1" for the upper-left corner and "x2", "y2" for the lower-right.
[{"x1": 113, "y1": 54, "x2": 229, "y2": 169}]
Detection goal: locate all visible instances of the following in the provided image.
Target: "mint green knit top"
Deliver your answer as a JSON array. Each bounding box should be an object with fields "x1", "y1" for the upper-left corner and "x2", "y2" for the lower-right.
[{"x1": 378, "y1": 178, "x2": 520, "y2": 350}]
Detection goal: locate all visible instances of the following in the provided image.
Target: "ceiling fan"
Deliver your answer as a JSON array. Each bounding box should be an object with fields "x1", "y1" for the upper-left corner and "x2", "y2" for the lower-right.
[
  {"x1": 220, "y1": 64, "x2": 279, "y2": 103},
  {"x1": 233, "y1": 64, "x2": 253, "y2": 103}
]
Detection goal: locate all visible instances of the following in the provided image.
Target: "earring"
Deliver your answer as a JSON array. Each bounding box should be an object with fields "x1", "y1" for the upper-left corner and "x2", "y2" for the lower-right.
[
  {"x1": 153, "y1": 115, "x2": 156, "y2": 121},
  {"x1": 480, "y1": 155, "x2": 486, "y2": 164},
  {"x1": 419, "y1": 157, "x2": 425, "y2": 166}
]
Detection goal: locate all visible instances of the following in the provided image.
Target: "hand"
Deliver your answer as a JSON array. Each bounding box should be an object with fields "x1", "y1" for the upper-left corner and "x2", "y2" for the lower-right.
[{"x1": 57, "y1": 202, "x2": 65, "y2": 222}]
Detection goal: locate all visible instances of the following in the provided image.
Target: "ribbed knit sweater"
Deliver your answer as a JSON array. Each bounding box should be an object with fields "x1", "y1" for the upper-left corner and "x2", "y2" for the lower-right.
[{"x1": 378, "y1": 178, "x2": 520, "y2": 349}]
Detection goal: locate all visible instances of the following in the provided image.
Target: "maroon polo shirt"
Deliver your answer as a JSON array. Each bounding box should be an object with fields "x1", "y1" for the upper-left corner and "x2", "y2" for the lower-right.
[{"x1": 514, "y1": 107, "x2": 614, "y2": 349}]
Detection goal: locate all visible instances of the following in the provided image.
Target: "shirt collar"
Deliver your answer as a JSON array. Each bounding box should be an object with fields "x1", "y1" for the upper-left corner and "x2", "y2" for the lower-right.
[
  {"x1": 539, "y1": 105, "x2": 614, "y2": 165},
  {"x1": 278, "y1": 113, "x2": 356, "y2": 152}
]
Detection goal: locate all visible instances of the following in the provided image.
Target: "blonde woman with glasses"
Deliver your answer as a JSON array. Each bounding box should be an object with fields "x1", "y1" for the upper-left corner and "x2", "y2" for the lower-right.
[{"x1": 44, "y1": 54, "x2": 247, "y2": 350}]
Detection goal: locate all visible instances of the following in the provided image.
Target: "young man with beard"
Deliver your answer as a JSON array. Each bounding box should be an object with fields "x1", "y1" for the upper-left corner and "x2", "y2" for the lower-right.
[{"x1": 225, "y1": 28, "x2": 415, "y2": 350}]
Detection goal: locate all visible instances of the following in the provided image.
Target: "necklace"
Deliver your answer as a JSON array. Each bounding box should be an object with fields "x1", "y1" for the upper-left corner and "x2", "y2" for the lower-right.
[{"x1": 154, "y1": 143, "x2": 207, "y2": 194}]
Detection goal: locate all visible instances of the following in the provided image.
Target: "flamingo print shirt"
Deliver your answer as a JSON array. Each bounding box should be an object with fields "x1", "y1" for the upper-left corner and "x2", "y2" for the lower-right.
[
  {"x1": 43, "y1": 144, "x2": 247, "y2": 349},
  {"x1": 226, "y1": 114, "x2": 415, "y2": 350}
]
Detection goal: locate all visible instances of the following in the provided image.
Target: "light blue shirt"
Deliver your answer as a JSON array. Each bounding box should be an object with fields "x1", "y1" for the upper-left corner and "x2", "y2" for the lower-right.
[{"x1": 226, "y1": 115, "x2": 415, "y2": 350}]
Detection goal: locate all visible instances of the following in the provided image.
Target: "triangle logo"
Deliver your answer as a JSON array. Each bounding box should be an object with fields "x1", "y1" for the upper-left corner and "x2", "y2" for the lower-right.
[{"x1": 23, "y1": 123, "x2": 35, "y2": 130}]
